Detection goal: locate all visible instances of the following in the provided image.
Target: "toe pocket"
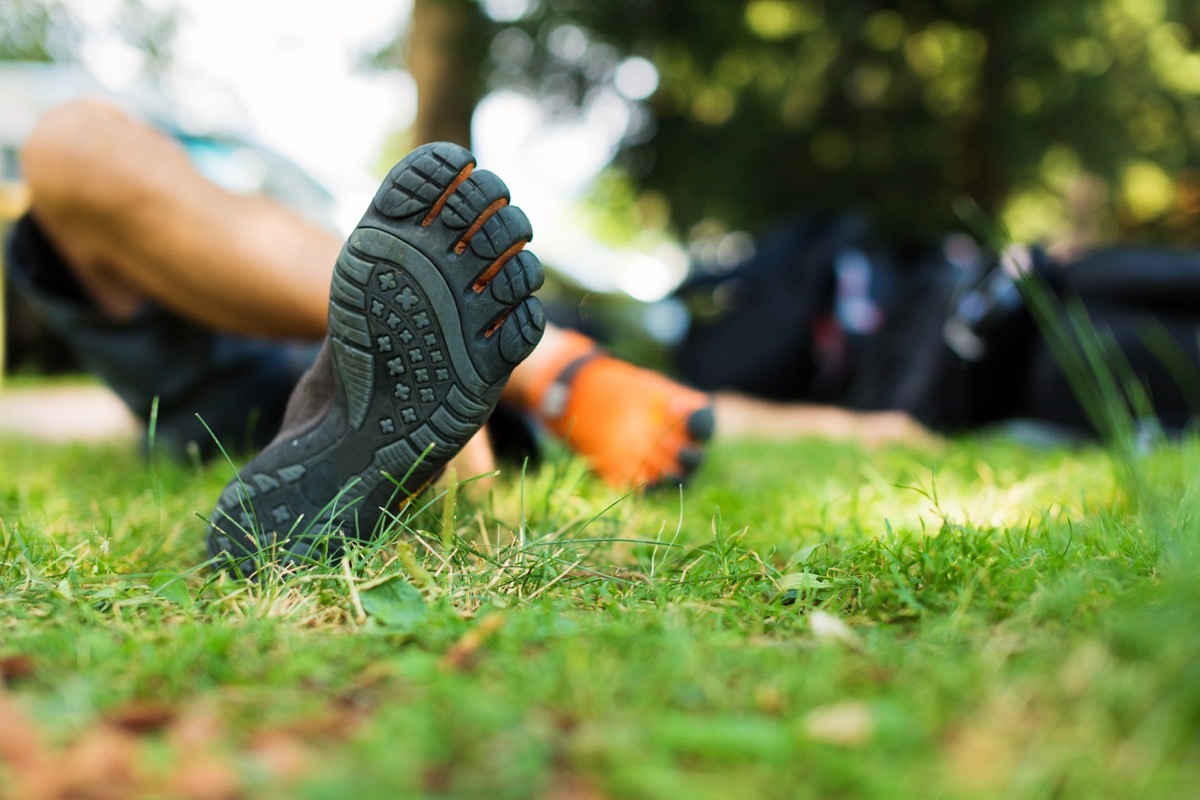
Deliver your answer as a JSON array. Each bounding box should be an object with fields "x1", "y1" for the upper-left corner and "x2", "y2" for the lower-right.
[
  {"x1": 496, "y1": 297, "x2": 546, "y2": 366},
  {"x1": 374, "y1": 142, "x2": 475, "y2": 220},
  {"x1": 442, "y1": 170, "x2": 511, "y2": 233},
  {"x1": 487, "y1": 250, "x2": 544, "y2": 302},
  {"x1": 469, "y1": 205, "x2": 533, "y2": 264}
]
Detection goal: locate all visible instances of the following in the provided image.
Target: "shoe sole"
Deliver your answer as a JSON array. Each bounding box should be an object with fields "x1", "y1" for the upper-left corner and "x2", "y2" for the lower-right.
[{"x1": 207, "y1": 142, "x2": 545, "y2": 573}]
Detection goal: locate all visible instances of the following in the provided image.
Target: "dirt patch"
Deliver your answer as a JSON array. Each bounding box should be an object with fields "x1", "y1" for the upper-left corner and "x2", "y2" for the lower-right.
[{"x1": 0, "y1": 384, "x2": 139, "y2": 443}]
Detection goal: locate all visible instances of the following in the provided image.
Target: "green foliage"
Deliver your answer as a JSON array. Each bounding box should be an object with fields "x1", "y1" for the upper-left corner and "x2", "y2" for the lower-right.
[
  {"x1": 480, "y1": 0, "x2": 1200, "y2": 246},
  {"x1": 0, "y1": 0, "x2": 81, "y2": 62},
  {"x1": 0, "y1": 0, "x2": 177, "y2": 73},
  {"x1": 111, "y1": 0, "x2": 179, "y2": 75}
]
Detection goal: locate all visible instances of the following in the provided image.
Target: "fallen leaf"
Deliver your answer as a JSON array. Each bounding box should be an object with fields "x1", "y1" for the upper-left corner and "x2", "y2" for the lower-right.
[
  {"x1": 165, "y1": 756, "x2": 244, "y2": 800},
  {"x1": 809, "y1": 610, "x2": 864, "y2": 649},
  {"x1": 801, "y1": 700, "x2": 875, "y2": 747},
  {"x1": 59, "y1": 726, "x2": 141, "y2": 800},
  {"x1": 0, "y1": 654, "x2": 34, "y2": 684},
  {"x1": 107, "y1": 701, "x2": 176, "y2": 735},
  {"x1": 0, "y1": 691, "x2": 46, "y2": 770},
  {"x1": 361, "y1": 577, "x2": 428, "y2": 632}
]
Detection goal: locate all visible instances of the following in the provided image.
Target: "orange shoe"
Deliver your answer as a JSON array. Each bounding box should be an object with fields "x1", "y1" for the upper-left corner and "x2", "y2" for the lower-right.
[{"x1": 519, "y1": 330, "x2": 714, "y2": 488}]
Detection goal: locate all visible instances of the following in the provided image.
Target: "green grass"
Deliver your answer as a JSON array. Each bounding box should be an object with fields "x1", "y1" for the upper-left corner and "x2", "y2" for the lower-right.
[{"x1": 2, "y1": 424, "x2": 1199, "y2": 799}]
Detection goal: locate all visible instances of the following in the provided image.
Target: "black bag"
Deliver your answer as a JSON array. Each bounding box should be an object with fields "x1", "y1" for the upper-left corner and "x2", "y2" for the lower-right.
[
  {"x1": 674, "y1": 218, "x2": 1200, "y2": 435},
  {"x1": 672, "y1": 214, "x2": 989, "y2": 427},
  {"x1": 673, "y1": 213, "x2": 880, "y2": 402}
]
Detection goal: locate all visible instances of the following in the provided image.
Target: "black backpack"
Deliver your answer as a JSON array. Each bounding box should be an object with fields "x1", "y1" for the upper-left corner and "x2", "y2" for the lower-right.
[{"x1": 673, "y1": 216, "x2": 1200, "y2": 435}]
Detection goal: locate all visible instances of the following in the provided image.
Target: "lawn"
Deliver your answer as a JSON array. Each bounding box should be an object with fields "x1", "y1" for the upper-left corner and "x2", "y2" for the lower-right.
[{"x1": 2, "y1": 419, "x2": 1199, "y2": 799}]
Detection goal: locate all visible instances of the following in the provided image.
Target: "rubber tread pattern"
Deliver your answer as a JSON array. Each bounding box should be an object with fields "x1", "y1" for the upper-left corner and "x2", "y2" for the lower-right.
[{"x1": 207, "y1": 142, "x2": 545, "y2": 574}]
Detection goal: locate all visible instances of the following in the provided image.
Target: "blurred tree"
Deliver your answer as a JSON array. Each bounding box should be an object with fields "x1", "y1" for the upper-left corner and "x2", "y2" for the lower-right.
[
  {"x1": 0, "y1": 0, "x2": 82, "y2": 61},
  {"x1": 113, "y1": 0, "x2": 179, "y2": 76},
  {"x1": 382, "y1": 0, "x2": 1200, "y2": 249},
  {"x1": 0, "y1": 0, "x2": 177, "y2": 74},
  {"x1": 403, "y1": 0, "x2": 489, "y2": 147}
]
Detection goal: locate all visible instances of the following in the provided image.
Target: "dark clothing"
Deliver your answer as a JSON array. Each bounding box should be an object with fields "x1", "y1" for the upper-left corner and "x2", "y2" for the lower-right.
[
  {"x1": 4, "y1": 213, "x2": 319, "y2": 458},
  {"x1": 674, "y1": 216, "x2": 1200, "y2": 437}
]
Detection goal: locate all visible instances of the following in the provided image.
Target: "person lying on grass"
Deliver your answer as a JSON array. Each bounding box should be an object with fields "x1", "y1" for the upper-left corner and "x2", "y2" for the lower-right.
[
  {"x1": 15, "y1": 100, "x2": 1191, "y2": 572},
  {"x1": 8, "y1": 100, "x2": 870, "y2": 572}
]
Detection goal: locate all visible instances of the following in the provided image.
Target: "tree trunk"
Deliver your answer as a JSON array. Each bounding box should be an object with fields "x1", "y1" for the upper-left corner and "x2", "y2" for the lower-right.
[{"x1": 407, "y1": 0, "x2": 489, "y2": 148}]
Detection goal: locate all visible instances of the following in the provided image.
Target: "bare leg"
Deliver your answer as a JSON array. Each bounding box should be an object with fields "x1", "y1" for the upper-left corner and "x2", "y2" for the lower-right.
[
  {"x1": 21, "y1": 99, "x2": 332, "y2": 337},
  {"x1": 713, "y1": 393, "x2": 937, "y2": 446}
]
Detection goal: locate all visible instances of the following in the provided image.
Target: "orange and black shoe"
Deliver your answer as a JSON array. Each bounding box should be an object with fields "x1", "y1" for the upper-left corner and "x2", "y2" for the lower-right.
[{"x1": 520, "y1": 330, "x2": 714, "y2": 489}]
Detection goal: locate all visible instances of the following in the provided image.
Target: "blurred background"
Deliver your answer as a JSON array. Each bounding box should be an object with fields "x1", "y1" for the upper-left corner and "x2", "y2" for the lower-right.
[{"x1": 3, "y1": 0, "x2": 1200, "y2": 372}]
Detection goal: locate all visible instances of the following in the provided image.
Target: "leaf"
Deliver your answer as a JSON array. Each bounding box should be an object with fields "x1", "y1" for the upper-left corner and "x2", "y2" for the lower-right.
[
  {"x1": 778, "y1": 572, "x2": 833, "y2": 591},
  {"x1": 55, "y1": 578, "x2": 74, "y2": 601},
  {"x1": 361, "y1": 577, "x2": 428, "y2": 632},
  {"x1": 791, "y1": 543, "x2": 826, "y2": 566},
  {"x1": 0, "y1": 653, "x2": 34, "y2": 683},
  {"x1": 150, "y1": 571, "x2": 191, "y2": 605}
]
